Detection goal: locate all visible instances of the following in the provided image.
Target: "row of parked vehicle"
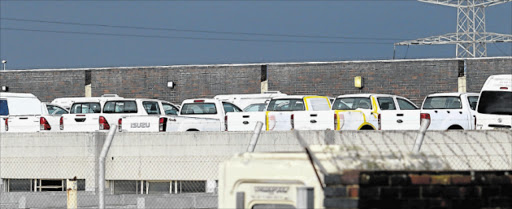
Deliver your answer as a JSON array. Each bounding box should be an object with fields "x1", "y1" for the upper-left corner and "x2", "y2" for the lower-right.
[{"x1": 0, "y1": 74, "x2": 510, "y2": 133}]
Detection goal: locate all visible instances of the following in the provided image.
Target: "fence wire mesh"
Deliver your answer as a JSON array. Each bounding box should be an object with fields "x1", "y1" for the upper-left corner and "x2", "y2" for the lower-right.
[{"x1": 0, "y1": 129, "x2": 511, "y2": 208}]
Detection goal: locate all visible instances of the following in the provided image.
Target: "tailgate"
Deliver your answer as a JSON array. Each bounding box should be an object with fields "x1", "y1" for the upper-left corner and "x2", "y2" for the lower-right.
[
  {"x1": 380, "y1": 110, "x2": 421, "y2": 130},
  {"x1": 294, "y1": 111, "x2": 335, "y2": 130},
  {"x1": 120, "y1": 115, "x2": 161, "y2": 132},
  {"x1": 6, "y1": 116, "x2": 40, "y2": 132},
  {"x1": 226, "y1": 112, "x2": 266, "y2": 131},
  {"x1": 62, "y1": 114, "x2": 100, "y2": 132}
]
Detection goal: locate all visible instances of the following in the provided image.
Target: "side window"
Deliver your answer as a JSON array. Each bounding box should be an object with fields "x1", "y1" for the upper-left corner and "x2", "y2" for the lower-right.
[
  {"x1": 223, "y1": 103, "x2": 242, "y2": 113},
  {"x1": 162, "y1": 103, "x2": 179, "y2": 115},
  {"x1": 397, "y1": 98, "x2": 418, "y2": 110},
  {"x1": 377, "y1": 97, "x2": 396, "y2": 110},
  {"x1": 142, "y1": 101, "x2": 161, "y2": 115},
  {"x1": 467, "y1": 96, "x2": 478, "y2": 110}
]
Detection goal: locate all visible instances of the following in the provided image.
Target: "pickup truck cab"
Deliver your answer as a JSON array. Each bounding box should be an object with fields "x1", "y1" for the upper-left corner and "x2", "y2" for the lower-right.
[
  {"x1": 166, "y1": 98, "x2": 242, "y2": 132},
  {"x1": 226, "y1": 95, "x2": 333, "y2": 131},
  {"x1": 421, "y1": 92, "x2": 479, "y2": 130},
  {"x1": 0, "y1": 93, "x2": 67, "y2": 132},
  {"x1": 52, "y1": 94, "x2": 122, "y2": 110},
  {"x1": 332, "y1": 94, "x2": 420, "y2": 130},
  {"x1": 475, "y1": 74, "x2": 512, "y2": 130}
]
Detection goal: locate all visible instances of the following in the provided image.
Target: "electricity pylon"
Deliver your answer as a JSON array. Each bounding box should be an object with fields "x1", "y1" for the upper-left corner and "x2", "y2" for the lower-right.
[{"x1": 395, "y1": 0, "x2": 512, "y2": 58}]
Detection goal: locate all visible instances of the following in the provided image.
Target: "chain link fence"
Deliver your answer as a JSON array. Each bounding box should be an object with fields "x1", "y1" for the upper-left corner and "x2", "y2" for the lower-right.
[{"x1": 1, "y1": 129, "x2": 511, "y2": 208}]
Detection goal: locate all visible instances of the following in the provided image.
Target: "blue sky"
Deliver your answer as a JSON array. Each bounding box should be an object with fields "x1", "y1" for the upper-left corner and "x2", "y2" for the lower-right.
[{"x1": 0, "y1": 0, "x2": 511, "y2": 70}]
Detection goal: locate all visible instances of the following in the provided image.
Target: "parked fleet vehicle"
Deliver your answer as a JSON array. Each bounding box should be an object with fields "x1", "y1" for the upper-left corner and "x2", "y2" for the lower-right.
[
  {"x1": 420, "y1": 92, "x2": 479, "y2": 130},
  {"x1": 475, "y1": 74, "x2": 512, "y2": 130},
  {"x1": 332, "y1": 94, "x2": 420, "y2": 130},
  {"x1": 165, "y1": 98, "x2": 242, "y2": 132},
  {"x1": 226, "y1": 95, "x2": 333, "y2": 131},
  {"x1": 61, "y1": 98, "x2": 179, "y2": 132},
  {"x1": 0, "y1": 93, "x2": 68, "y2": 132}
]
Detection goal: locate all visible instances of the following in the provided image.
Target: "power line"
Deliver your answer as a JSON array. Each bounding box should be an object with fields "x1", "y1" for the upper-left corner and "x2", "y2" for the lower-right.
[
  {"x1": 0, "y1": 17, "x2": 406, "y2": 41},
  {"x1": 1, "y1": 27, "x2": 394, "y2": 45},
  {"x1": 0, "y1": 0, "x2": 420, "y2": 2}
]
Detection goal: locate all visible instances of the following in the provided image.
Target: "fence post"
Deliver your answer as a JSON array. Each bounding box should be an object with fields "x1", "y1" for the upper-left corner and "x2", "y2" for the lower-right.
[
  {"x1": 247, "y1": 122, "x2": 264, "y2": 152},
  {"x1": 98, "y1": 125, "x2": 117, "y2": 209},
  {"x1": 67, "y1": 177, "x2": 78, "y2": 209},
  {"x1": 137, "y1": 197, "x2": 145, "y2": 209},
  {"x1": 18, "y1": 196, "x2": 26, "y2": 209},
  {"x1": 413, "y1": 118, "x2": 430, "y2": 153}
]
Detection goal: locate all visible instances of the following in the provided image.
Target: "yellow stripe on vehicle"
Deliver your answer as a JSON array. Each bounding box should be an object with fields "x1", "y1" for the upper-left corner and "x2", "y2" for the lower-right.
[
  {"x1": 371, "y1": 96, "x2": 379, "y2": 119},
  {"x1": 265, "y1": 111, "x2": 269, "y2": 131},
  {"x1": 357, "y1": 122, "x2": 376, "y2": 130}
]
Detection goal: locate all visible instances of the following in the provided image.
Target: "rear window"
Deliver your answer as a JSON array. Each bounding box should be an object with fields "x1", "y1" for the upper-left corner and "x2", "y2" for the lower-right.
[
  {"x1": 70, "y1": 102, "x2": 101, "y2": 114},
  {"x1": 477, "y1": 91, "x2": 512, "y2": 115},
  {"x1": 0, "y1": 100, "x2": 8, "y2": 116},
  {"x1": 423, "y1": 96, "x2": 462, "y2": 109},
  {"x1": 103, "y1": 101, "x2": 138, "y2": 113},
  {"x1": 267, "y1": 99, "x2": 305, "y2": 111},
  {"x1": 332, "y1": 97, "x2": 372, "y2": 110},
  {"x1": 180, "y1": 103, "x2": 217, "y2": 115}
]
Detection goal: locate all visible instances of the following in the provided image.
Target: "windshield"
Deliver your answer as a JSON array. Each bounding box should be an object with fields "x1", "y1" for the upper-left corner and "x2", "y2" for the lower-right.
[
  {"x1": 477, "y1": 91, "x2": 512, "y2": 115},
  {"x1": 180, "y1": 103, "x2": 217, "y2": 115},
  {"x1": 70, "y1": 102, "x2": 101, "y2": 113},
  {"x1": 267, "y1": 99, "x2": 304, "y2": 111},
  {"x1": 332, "y1": 97, "x2": 372, "y2": 110},
  {"x1": 423, "y1": 96, "x2": 462, "y2": 109}
]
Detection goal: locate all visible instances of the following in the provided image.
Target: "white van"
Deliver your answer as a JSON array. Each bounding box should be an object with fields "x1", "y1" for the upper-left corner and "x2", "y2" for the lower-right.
[{"x1": 475, "y1": 74, "x2": 512, "y2": 130}]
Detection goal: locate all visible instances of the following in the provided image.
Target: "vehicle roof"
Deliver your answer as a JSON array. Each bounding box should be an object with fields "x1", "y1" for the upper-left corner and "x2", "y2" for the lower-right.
[
  {"x1": 335, "y1": 94, "x2": 396, "y2": 98},
  {"x1": 482, "y1": 74, "x2": 512, "y2": 91},
  {"x1": 182, "y1": 98, "x2": 219, "y2": 103},
  {"x1": 0, "y1": 92, "x2": 38, "y2": 99},
  {"x1": 214, "y1": 92, "x2": 286, "y2": 100},
  {"x1": 272, "y1": 95, "x2": 325, "y2": 100},
  {"x1": 426, "y1": 92, "x2": 479, "y2": 97}
]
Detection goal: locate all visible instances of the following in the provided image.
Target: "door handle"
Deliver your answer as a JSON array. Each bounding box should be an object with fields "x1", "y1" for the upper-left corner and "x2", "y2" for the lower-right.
[
  {"x1": 397, "y1": 114, "x2": 404, "y2": 117},
  {"x1": 243, "y1": 121, "x2": 249, "y2": 125},
  {"x1": 310, "y1": 120, "x2": 317, "y2": 123},
  {"x1": 397, "y1": 119, "x2": 403, "y2": 123},
  {"x1": 242, "y1": 115, "x2": 250, "y2": 118},
  {"x1": 310, "y1": 114, "x2": 317, "y2": 117}
]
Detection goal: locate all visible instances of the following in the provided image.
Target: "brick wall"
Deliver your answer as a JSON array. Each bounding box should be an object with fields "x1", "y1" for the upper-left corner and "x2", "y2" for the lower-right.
[
  {"x1": 324, "y1": 171, "x2": 512, "y2": 209},
  {"x1": 0, "y1": 70, "x2": 85, "y2": 102},
  {"x1": 466, "y1": 58, "x2": 512, "y2": 93},
  {"x1": 268, "y1": 59, "x2": 461, "y2": 105},
  {"x1": 1, "y1": 58, "x2": 510, "y2": 105},
  {"x1": 91, "y1": 65, "x2": 261, "y2": 104}
]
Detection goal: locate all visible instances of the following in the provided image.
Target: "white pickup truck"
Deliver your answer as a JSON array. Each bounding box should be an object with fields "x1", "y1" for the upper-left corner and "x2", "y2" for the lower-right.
[
  {"x1": 421, "y1": 92, "x2": 479, "y2": 130},
  {"x1": 475, "y1": 74, "x2": 512, "y2": 130},
  {"x1": 226, "y1": 95, "x2": 333, "y2": 131},
  {"x1": 0, "y1": 93, "x2": 68, "y2": 132},
  {"x1": 165, "y1": 98, "x2": 242, "y2": 132},
  {"x1": 62, "y1": 98, "x2": 180, "y2": 132},
  {"x1": 331, "y1": 94, "x2": 420, "y2": 130}
]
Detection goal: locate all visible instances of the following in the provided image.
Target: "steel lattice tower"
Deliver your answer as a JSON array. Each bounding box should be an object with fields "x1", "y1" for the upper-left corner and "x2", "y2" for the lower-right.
[{"x1": 395, "y1": 0, "x2": 512, "y2": 58}]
